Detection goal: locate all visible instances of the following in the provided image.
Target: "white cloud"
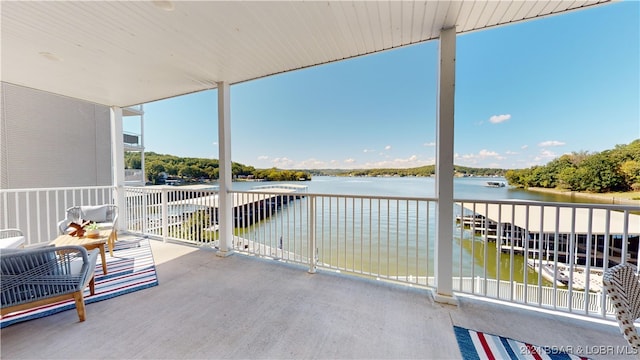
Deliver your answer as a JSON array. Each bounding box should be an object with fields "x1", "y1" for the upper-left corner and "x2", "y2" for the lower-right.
[
  {"x1": 384, "y1": 145, "x2": 392, "y2": 150},
  {"x1": 423, "y1": 142, "x2": 436, "y2": 147},
  {"x1": 454, "y1": 149, "x2": 505, "y2": 166},
  {"x1": 478, "y1": 149, "x2": 499, "y2": 157},
  {"x1": 271, "y1": 157, "x2": 295, "y2": 168},
  {"x1": 521, "y1": 145, "x2": 529, "y2": 150},
  {"x1": 533, "y1": 149, "x2": 558, "y2": 163},
  {"x1": 363, "y1": 149, "x2": 374, "y2": 153},
  {"x1": 538, "y1": 140, "x2": 566, "y2": 147},
  {"x1": 361, "y1": 155, "x2": 433, "y2": 169},
  {"x1": 296, "y1": 158, "x2": 328, "y2": 169},
  {"x1": 344, "y1": 158, "x2": 356, "y2": 164},
  {"x1": 489, "y1": 114, "x2": 511, "y2": 124},
  {"x1": 257, "y1": 155, "x2": 269, "y2": 160}
]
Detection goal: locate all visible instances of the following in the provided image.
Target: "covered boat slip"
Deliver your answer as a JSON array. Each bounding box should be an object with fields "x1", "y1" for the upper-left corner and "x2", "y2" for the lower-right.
[
  {"x1": 457, "y1": 201, "x2": 640, "y2": 267},
  {"x1": 457, "y1": 201, "x2": 640, "y2": 293},
  {"x1": 459, "y1": 202, "x2": 640, "y2": 234},
  {"x1": 159, "y1": 185, "x2": 306, "y2": 227}
]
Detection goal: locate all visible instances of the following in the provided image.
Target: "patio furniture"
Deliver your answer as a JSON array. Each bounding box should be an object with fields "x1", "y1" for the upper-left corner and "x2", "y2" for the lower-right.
[
  {"x1": 58, "y1": 205, "x2": 118, "y2": 255},
  {"x1": 0, "y1": 229, "x2": 25, "y2": 249},
  {"x1": 51, "y1": 231, "x2": 109, "y2": 273},
  {"x1": 603, "y1": 263, "x2": 640, "y2": 350},
  {"x1": 1, "y1": 245, "x2": 99, "y2": 322}
]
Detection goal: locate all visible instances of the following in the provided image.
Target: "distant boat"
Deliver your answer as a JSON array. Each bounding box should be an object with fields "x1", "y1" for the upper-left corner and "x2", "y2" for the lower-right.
[{"x1": 485, "y1": 181, "x2": 506, "y2": 188}]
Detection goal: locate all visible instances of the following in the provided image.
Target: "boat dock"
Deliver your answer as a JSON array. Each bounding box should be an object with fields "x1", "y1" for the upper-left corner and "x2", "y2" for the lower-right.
[
  {"x1": 457, "y1": 201, "x2": 640, "y2": 291},
  {"x1": 165, "y1": 185, "x2": 307, "y2": 226},
  {"x1": 526, "y1": 259, "x2": 604, "y2": 292}
]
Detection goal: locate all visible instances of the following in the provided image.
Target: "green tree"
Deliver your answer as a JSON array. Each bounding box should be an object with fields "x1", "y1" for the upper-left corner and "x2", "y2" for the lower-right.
[
  {"x1": 557, "y1": 167, "x2": 578, "y2": 190},
  {"x1": 504, "y1": 140, "x2": 639, "y2": 192},
  {"x1": 180, "y1": 165, "x2": 205, "y2": 180},
  {"x1": 578, "y1": 152, "x2": 625, "y2": 192},
  {"x1": 620, "y1": 160, "x2": 640, "y2": 191},
  {"x1": 125, "y1": 151, "x2": 142, "y2": 169},
  {"x1": 146, "y1": 161, "x2": 166, "y2": 184}
]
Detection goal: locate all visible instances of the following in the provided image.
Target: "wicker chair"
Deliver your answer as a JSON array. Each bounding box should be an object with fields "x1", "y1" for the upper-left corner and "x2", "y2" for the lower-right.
[
  {"x1": 0, "y1": 229, "x2": 25, "y2": 249},
  {"x1": 58, "y1": 205, "x2": 118, "y2": 254},
  {"x1": 603, "y1": 263, "x2": 640, "y2": 350},
  {"x1": 1, "y1": 245, "x2": 99, "y2": 322}
]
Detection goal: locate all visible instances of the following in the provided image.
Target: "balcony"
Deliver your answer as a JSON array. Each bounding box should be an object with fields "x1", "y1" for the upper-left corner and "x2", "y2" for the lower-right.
[
  {"x1": 1, "y1": 185, "x2": 639, "y2": 359},
  {"x1": 123, "y1": 132, "x2": 142, "y2": 151},
  {"x1": 0, "y1": 235, "x2": 632, "y2": 359}
]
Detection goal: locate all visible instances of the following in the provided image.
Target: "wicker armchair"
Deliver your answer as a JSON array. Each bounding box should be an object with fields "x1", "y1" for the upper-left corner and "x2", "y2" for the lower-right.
[
  {"x1": 603, "y1": 263, "x2": 640, "y2": 350},
  {"x1": 1, "y1": 245, "x2": 99, "y2": 322},
  {"x1": 58, "y1": 205, "x2": 118, "y2": 254},
  {"x1": 0, "y1": 229, "x2": 25, "y2": 249}
]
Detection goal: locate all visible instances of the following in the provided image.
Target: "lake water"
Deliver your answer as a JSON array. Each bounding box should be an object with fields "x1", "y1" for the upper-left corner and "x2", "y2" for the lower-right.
[
  {"x1": 233, "y1": 175, "x2": 607, "y2": 204},
  {"x1": 229, "y1": 176, "x2": 611, "y2": 285}
]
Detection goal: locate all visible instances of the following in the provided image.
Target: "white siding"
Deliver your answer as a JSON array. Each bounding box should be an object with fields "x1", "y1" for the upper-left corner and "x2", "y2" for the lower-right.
[{"x1": 0, "y1": 82, "x2": 112, "y2": 189}]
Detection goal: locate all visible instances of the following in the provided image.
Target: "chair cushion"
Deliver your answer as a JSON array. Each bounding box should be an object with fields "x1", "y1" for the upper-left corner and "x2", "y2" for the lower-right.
[
  {"x1": 0, "y1": 236, "x2": 25, "y2": 249},
  {"x1": 81, "y1": 205, "x2": 108, "y2": 223}
]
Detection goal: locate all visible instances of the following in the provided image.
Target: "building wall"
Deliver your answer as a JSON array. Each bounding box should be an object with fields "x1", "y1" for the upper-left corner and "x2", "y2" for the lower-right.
[{"x1": 0, "y1": 82, "x2": 112, "y2": 189}]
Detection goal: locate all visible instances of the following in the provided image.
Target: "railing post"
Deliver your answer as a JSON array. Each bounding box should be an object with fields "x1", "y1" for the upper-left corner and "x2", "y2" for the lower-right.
[
  {"x1": 308, "y1": 196, "x2": 317, "y2": 274},
  {"x1": 141, "y1": 188, "x2": 148, "y2": 235},
  {"x1": 161, "y1": 188, "x2": 168, "y2": 243}
]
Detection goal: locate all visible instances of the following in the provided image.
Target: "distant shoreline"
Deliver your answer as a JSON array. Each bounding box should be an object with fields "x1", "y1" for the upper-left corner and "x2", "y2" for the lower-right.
[{"x1": 527, "y1": 187, "x2": 640, "y2": 205}]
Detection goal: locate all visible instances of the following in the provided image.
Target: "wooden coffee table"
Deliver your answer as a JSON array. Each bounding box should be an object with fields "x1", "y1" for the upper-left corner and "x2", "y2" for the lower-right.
[{"x1": 51, "y1": 230, "x2": 109, "y2": 274}]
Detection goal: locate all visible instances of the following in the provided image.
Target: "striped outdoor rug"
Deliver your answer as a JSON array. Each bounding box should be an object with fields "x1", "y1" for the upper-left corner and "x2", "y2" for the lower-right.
[
  {"x1": 454, "y1": 326, "x2": 590, "y2": 360},
  {"x1": 0, "y1": 237, "x2": 158, "y2": 328}
]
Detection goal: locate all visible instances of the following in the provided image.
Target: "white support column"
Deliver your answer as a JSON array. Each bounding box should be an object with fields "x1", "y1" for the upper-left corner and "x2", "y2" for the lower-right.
[
  {"x1": 110, "y1": 106, "x2": 126, "y2": 232},
  {"x1": 217, "y1": 82, "x2": 234, "y2": 257},
  {"x1": 140, "y1": 104, "x2": 146, "y2": 186},
  {"x1": 434, "y1": 27, "x2": 458, "y2": 305}
]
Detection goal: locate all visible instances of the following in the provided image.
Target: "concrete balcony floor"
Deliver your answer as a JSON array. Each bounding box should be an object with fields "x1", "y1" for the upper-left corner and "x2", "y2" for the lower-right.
[{"x1": 0, "y1": 235, "x2": 634, "y2": 359}]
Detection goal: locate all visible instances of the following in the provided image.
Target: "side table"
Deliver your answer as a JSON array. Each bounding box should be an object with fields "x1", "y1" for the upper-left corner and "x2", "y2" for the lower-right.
[{"x1": 50, "y1": 230, "x2": 109, "y2": 275}]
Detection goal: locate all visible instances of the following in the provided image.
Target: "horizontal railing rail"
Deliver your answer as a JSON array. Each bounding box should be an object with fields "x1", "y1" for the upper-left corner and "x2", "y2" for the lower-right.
[{"x1": 3, "y1": 185, "x2": 639, "y2": 321}]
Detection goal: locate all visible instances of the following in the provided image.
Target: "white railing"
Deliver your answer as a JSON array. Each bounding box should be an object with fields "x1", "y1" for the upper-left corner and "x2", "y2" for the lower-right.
[
  {"x1": 125, "y1": 186, "x2": 219, "y2": 244},
  {"x1": 0, "y1": 186, "x2": 115, "y2": 246},
  {"x1": 454, "y1": 199, "x2": 639, "y2": 318},
  {"x1": 2, "y1": 185, "x2": 639, "y2": 321},
  {"x1": 124, "y1": 186, "x2": 638, "y2": 319}
]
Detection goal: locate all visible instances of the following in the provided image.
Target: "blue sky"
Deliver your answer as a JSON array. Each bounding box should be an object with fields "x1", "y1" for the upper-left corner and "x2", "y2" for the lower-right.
[{"x1": 130, "y1": 2, "x2": 639, "y2": 170}]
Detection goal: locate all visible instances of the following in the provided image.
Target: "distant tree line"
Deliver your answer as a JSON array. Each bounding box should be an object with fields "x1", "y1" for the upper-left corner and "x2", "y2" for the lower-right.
[
  {"x1": 332, "y1": 165, "x2": 505, "y2": 178},
  {"x1": 124, "y1": 151, "x2": 508, "y2": 184},
  {"x1": 505, "y1": 139, "x2": 640, "y2": 193},
  {"x1": 253, "y1": 168, "x2": 311, "y2": 181},
  {"x1": 125, "y1": 152, "x2": 312, "y2": 184}
]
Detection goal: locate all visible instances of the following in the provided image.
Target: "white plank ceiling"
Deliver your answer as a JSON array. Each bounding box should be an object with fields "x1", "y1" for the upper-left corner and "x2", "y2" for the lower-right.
[{"x1": 0, "y1": 1, "x2": 612, "y2": 107}]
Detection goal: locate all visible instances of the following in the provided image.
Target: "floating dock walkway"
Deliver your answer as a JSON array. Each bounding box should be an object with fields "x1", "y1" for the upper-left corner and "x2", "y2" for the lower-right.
[{"x1": 165, "y1": 184, "x2": 307, "y2": 226}]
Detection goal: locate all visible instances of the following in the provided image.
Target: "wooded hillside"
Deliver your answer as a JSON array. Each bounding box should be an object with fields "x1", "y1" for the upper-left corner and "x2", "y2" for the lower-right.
[{"x1": 505, "y1": 139, "x2": 640, "y2": 193}]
